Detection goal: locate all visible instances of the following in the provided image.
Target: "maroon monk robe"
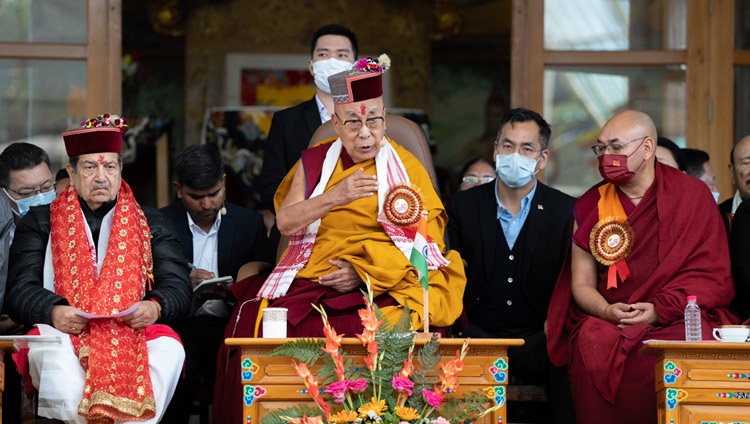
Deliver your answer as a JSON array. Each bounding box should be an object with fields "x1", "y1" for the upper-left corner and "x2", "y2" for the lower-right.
[{"x1": 547, "y1": 162, "x2": 737, "y2": 424}]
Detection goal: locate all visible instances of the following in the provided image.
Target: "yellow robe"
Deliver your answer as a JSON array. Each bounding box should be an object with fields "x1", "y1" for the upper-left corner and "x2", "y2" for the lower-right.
[{"x1": 274, "y1": 138, "x2": 466, "y2": 329}]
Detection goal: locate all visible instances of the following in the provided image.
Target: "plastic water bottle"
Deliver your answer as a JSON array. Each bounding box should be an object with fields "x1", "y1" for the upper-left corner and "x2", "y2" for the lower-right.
[{"x1": 684, "y1": 295, "x2": 702, "y2": 341}]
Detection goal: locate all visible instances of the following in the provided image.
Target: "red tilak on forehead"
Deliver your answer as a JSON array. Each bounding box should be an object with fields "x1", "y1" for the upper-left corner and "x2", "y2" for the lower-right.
[
  {"x1": 360, "y1": 104, "x2": 366, "y2": 115},
  {"x1": 98, "y1": 155, "x2": 105, "y2": 164}
]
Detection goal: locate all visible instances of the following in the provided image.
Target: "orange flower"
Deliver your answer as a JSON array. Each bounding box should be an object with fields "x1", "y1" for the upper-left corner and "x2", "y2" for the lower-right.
[
  {"x1": 357, "y1": 303, "x2": 383, "y2": 345},
  {"x1": 294, "y1": 361, "x2": 312, "y2": 380},
  {"x1": 315, "y1": 304, "x2": 346, "y2": 381},
  {"x1": 301, "y1": 415, "x2": 325, "y2": 424},
  {"x1": 399, "y1": 359, "x2": 414, "y2": 379},
  {"x1": 329, "y1": 409, "x2": 358, "y2": 423},
  {"x1": 357, "y1": 397, "x2": 387, "y2": 418},
  {"x1": 439, "y1": 350, "x2": 465, "y2": 391},
  {"x1": 394, "y1": 406, "x2": 420, "y2": 420},
  {"x1": 292, "y1": 360, "x2": 330, "y2": 419}
]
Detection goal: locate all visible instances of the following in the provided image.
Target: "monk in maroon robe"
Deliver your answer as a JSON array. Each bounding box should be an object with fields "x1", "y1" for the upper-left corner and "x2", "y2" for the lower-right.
[{"x1": 547, "y1": 110, "x2": 737, "y2": 424}]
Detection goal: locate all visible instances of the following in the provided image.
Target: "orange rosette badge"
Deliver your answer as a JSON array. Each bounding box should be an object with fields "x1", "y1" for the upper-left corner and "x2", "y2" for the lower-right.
[
  {"x1": 383, "y1": 184, "x2": 422, "y2": 227},
  {"x1": 589, "y1": 216, "x2": 634, "y2": 289}
]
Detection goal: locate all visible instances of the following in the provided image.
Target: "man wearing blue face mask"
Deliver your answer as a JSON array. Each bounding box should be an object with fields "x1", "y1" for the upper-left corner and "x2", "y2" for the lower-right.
[
  {"x1": 0, "y1": 142, "x2": 56, "y2": 241},
  {"x1": 446, "y1": 108, "x2": 576, "y2": 424},
  {"x1": 259, "y1": 24, "x2": 358, "y2": 216},
  {"x1": 0, "y1": 141, "x2": 54, "y2": 423}
]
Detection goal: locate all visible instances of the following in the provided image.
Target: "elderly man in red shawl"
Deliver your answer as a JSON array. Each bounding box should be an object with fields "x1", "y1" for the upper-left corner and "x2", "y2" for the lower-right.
[
  {"x1": 547, "y1": 110, "x2": 737, "y2": 424},
  {"x1": 6, "y1": 115, "x2": 192, "y2": 423}
]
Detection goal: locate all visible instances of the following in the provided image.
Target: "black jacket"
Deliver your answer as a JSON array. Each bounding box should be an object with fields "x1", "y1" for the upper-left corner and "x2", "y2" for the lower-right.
[
  {"x1": 159, "y1": 200, "x2": 272, "y2": 280},
  {"x1": 258, "y1": 97, "x2": 321, "y2": 211},
  {"x1": 5, "y1": 201, "x2": 192, "y2": 327},
  {"x1": 730, "y1": 200, "x2": 750, "y2": 322},
  {"x1": 446, "y1": 181, "x2": 575, "y2": 327}
]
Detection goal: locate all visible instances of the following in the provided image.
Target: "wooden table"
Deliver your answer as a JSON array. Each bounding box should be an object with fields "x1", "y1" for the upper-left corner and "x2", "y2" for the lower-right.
[
  {"x1": 225, "y1": 337, "x2": 524, "y2": 424},
  {"x1": 642, "y1": 340, "x2": 750, "y2": 424}
]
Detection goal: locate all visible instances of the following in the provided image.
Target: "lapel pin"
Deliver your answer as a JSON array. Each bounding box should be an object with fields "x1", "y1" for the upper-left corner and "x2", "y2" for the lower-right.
[{"x1": 537, "y1": 204, "x2": 544, "y2": 210}]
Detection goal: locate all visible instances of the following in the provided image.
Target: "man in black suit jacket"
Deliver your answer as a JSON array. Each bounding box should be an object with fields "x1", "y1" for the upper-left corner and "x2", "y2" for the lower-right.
[
  {"x1": 259, "y1": 24, "x2": 359, "y2": 212},
  {"x1": 447, "y1": 108, "x2": 575, "y2": 424},
  {"x1": 161, "y1": 144, "x2": 271, "y2": 423},
  {"x1": 720, "y1": 135, "x2": 750, "y2": 235}
]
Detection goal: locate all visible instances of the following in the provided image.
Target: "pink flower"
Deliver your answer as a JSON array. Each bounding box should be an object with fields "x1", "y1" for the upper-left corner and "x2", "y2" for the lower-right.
[
  {"x1": 348, "y1": 379, "x2": 368, "y2": 394},
  {"x1": 422, "y1": 388, "x2": 444, "y2": 409},
  {"x1": 324, "y1": 380, "x2": 349, "y2": 404},
  {"x1": 431, "y1": 418, "x2": 450, "y2": 424},
  {"x1": 392, "y1": 376, "x2": 414, "y2": 396}
]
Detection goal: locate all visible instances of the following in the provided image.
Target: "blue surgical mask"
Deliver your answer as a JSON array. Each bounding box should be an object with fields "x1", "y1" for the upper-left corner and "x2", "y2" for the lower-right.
[
  {"x1": 313, "y1": 58, "x2": 353, "y2": 94},
  {"x1": 495, "y1": 153, "x2": 539, "y2": 188},
  {"x1": 4, "y1": 189, "x2": 56, "y2": 217}
]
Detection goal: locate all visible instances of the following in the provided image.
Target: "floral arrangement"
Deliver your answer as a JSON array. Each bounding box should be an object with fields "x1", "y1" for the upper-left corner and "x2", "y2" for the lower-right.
[
  {"x1": 261, "y1": 279, "x2": 499, "y2": 424},
  {"x1": 81, "y1": 114, "x2": 128, "y2": 134},
  {"x1": 354, "y1": 54, "x2": 391, "y2": 73}
]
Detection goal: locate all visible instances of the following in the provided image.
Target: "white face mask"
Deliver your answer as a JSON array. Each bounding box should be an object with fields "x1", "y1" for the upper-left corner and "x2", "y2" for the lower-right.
[
  {"x1": 495, "y1": 153, "x2": 539, "y2": 188},
  {"x1": 312, "y1": 58, "x2": 353, "y2": 94},
  {"x1": 712, "y1": 191, "x2": 720, "y2": 203}
]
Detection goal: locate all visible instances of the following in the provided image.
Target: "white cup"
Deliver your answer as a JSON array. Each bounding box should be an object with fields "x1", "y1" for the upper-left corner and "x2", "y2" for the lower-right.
[
  {"x1": 712, "y1": 325, "x2": 750, "y2": 342},
  {"x1": 262, "y1": 307, "x2": 288, "y2": 338}
]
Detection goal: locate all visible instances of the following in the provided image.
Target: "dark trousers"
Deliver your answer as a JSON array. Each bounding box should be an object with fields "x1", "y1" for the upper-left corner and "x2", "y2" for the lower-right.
[
  {"x1": 162, "y1": 314, "x2": 228, "y2": 423},
  {"x1": 462, "y1": 324, "x2": 576, "y2": 424},
  {"x1": 3, "y1": 352, "x2": 21, "y2": 423}
]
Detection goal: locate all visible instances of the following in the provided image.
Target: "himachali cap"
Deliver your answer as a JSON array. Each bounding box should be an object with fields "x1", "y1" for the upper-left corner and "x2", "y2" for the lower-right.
[
  {"x1": 62, "y1": 114, "x2": 128, "y2": 157},
  {"x1": 328, "y1": 54, "x2": 391, "y2": 104}
]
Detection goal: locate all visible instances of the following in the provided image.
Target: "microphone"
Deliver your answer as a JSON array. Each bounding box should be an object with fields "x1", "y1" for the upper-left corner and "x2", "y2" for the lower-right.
[{"x1": 221, "y1": 201, "x2": 227, "y2": 216}]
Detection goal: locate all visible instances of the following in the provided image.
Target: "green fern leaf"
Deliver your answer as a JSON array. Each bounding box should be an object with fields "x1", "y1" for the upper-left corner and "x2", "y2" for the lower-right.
[
  {"x1": 265, "y1": 338, "x2": 324, "y2": 365},
  {"x1": 258, "y1": 404, "x2": 321, "y2": 424}
]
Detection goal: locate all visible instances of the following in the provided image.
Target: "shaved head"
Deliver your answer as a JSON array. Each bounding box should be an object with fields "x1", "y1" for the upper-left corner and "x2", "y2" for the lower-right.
[
  {"x1": 605, "y1": 110, "x2": 658, "y2": 141},
  {"x1": 730, "y1": 135, "x2": 750, "y2": 200}
]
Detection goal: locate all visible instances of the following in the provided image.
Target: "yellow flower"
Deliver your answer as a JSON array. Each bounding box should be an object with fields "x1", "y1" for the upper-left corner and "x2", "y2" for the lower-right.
[
  {"x1": 329, "y1": 409, "x2": 358, "y2": 423},
  {"x1": 395, "y1": 406, "x2": 420, "y2": 420},
  {"x1": 358, "y1": 397, "x2": 387, "y2": 418}
]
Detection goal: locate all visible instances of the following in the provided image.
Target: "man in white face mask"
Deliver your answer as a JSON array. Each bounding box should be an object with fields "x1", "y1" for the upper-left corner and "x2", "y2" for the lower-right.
[
  {"x1": 446, "y1": 108, "x2": 576, "y2": 424},
  {"x1": 682, "y1": 148, "x2": 720, "y2": 203},
  {"x1": 259, "y1": 24, "x2": 358, "y2": 219},
  {"x1": 0, "y1": 142, "x2": 56, "y2": 240}
]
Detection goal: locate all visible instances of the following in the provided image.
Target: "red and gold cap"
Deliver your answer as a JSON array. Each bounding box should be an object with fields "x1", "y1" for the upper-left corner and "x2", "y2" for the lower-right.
[
  {"x1": 328, "y1": 54, "x2": 391, "y2": 104},
  {"x1": 62, "y1": 114, "x2": 128, "y2": 157}
]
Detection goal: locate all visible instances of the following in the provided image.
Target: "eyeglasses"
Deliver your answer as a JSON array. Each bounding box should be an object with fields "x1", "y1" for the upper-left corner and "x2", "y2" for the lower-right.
[
  {"x1": 334, "y1": 113, "x2": 385, "y2": 133},
  {"x1": 462, "y1": 176, "x2": 495, "y2": 186},
  {"x1": 591, "y1": 136, "x2": 648, "y2": 156},
  {"x1": 5, "y1": 180, "x2": 55, "y2": 198},
  {"x1": 494, "y1": 141, "x2": 542, "y2": 158}
]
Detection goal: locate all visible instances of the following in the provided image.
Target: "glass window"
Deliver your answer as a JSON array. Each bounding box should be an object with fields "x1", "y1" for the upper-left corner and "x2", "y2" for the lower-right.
[
  {"x1": 735, "y1": 67, "x2": 750, "y2": 144},
  {"x1": 736, "y1": 0, "x2": 750, "y2": 49},
  {"x1": 543, "y1": 65, "x2": 686, "y2": 195},
  {"x1": 544, "y1": 0, "x2": 686, "y2": 51},
  {"x1": 0, "y1": 59, "x2": 87, "y2": 170},
  {"x1": 0, "y1": 0, "x2": 87, "y2": 44}
]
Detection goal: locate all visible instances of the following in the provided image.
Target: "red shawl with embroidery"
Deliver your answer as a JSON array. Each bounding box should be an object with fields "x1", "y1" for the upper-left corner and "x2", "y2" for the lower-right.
[
  {"x1": 51, "y1": 182, "x2": 155, "y2": 422},
  {"x1": 547, "y1": 162, "x2": 737, "y2": 402}
]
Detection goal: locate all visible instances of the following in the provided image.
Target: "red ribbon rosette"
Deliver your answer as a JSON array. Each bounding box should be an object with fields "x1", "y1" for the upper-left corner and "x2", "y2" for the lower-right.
[
  {"x1": 589, "y1": 216, "x2": 634, "y2": 289},
  {"x1": 383, "y1": 184, "x2": 422, "y2": 227}
]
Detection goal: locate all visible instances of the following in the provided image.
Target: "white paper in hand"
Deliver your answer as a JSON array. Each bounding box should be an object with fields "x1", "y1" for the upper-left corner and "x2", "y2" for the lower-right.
[{"x1": 74, "y1": 303, "x2": 139, "y2": 319}]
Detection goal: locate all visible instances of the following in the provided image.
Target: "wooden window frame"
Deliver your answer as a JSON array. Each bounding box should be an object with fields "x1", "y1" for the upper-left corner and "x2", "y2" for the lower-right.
[
  {"x1": 511, "y1": 0, "x2": 735, "y2": 195},
  {"x1": 0, "y1": 0, "x2": 122, "y2": 120}
]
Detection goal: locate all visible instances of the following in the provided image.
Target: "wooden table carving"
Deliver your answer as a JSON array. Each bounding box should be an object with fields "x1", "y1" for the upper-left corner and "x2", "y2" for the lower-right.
[
  {"x1": 643, "y1": 340, "x2": 750, "y2": 424},
  {"x1": 225, "y1": 337, "x2": 524, "y2": 424}
]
